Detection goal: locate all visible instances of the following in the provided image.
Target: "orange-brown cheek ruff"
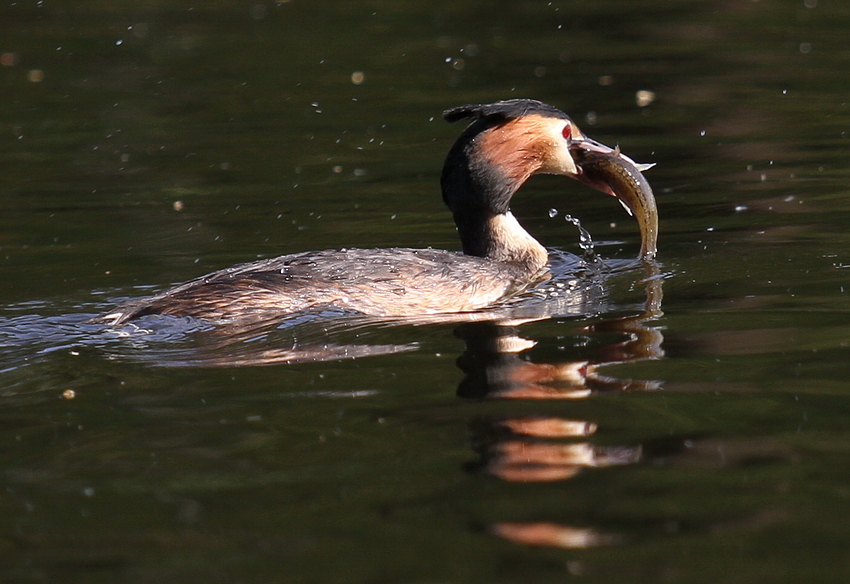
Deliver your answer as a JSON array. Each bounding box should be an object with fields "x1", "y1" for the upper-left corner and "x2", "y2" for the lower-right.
[{"x1": 477, "y1": 116, "x2": 552, "y2": 186}]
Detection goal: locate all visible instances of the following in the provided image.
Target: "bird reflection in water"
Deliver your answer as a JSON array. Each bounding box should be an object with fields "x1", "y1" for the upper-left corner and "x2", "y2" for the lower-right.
[
  {"x1": 458, "y1": 271, "x2": 664, "y2": 549},
  {"x1": 101, "y1": 258, "x2": 665, "y2": 552}
]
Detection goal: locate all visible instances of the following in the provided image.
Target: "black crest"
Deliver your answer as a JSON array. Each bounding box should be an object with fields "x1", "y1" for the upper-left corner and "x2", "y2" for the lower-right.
[{"x1": 443, "y1": 99, "x2": 571, "y2": 124}]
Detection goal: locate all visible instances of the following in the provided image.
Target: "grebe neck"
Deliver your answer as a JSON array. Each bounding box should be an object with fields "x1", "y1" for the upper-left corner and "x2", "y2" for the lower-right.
[
  {"x1": 453, "y1": 210, "x2": 548, "y2": 273},
  {"x1": 441, "y1": 119, "x2": 549, "y2": 274}
]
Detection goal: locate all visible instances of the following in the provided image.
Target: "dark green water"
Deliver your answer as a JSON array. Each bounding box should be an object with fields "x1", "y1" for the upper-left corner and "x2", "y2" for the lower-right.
[{"x1": 3, "y1": 0, "x2": 850, "y2": 582}]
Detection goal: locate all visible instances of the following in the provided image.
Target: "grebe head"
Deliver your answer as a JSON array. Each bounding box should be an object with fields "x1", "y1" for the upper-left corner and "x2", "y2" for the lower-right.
[{"x1": 441, "y1": 99, "x2": 657, "y2": 261}]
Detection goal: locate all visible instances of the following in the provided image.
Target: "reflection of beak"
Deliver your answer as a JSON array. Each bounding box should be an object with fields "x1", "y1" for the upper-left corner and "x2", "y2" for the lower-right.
[{"x1": 569, "y1": 138, "x2": 659, "y2": 260}]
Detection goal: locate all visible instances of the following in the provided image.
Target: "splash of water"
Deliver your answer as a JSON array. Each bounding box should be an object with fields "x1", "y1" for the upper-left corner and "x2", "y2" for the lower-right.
[{"x1": 563, "y1": 214, "x2": 600, "y2": 263}]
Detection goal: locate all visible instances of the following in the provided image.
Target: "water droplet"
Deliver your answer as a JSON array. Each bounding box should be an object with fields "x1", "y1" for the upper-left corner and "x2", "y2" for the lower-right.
[
  {"x1": 635, "y1": 89, "x2": 655, "y2": 107},
  {"x1": 564, "y1": 215, "x2": 599, "y2": 261},
  {"x1": 548, "y1": 208, "x2": 558, "y2": 218}
]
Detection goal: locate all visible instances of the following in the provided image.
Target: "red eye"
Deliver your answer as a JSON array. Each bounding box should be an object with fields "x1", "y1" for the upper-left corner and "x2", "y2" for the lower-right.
[{"x1": 562, "y1": 123, "x2": 573, "y2": 141}]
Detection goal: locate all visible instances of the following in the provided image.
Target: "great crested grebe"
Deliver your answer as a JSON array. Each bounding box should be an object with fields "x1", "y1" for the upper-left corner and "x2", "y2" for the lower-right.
[{"x1": 97, "y1": 99, "x2": 658, "y2": 325}]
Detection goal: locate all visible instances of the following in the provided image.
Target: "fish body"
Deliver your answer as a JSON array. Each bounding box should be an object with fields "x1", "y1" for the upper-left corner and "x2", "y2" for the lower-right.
[{"x1": 570, "y1": 146, "x2": 658, "y2": 260}]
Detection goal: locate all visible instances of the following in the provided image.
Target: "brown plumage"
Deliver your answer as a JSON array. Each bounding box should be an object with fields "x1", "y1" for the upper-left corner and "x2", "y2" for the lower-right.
[{"x1": 96, "y1": 99, "x2": 657, "y2": 326}]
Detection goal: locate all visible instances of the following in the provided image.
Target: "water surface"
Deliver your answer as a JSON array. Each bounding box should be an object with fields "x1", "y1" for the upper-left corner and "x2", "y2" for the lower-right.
[{"x1": 2, "y1": 0, "x2": 850, "y2": 582}]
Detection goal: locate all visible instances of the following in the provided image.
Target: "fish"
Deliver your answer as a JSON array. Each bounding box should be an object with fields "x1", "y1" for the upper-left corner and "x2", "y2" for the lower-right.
[{"x1": 570, "y1": 145, "x2": 658, "y2": 260}]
